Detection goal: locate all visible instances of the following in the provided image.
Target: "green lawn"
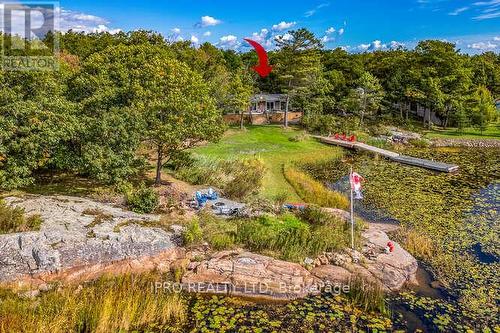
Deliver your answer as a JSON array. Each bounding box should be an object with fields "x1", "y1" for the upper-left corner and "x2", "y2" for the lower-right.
[
  {"x1": 423, "y1": 124, "x2": 500, "y2": 139},
  {"x1": 191, "y1": 126, "x2": 343, "y2": 200}
]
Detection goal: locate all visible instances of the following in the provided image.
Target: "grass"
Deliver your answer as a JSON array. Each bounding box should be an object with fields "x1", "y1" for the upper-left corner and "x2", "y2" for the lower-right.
[
  {"x1": 0, "y1": 273, "x2": 187, "y2": 333},
  {"x1": 189, "y1": 126, "x2": 343, "y2": 201},
  {"x1": 423, "y1": 124, "x2": 500, "y2": 139},
  {"x1": 0, "y1": 200, "x2": 42, "y2": 234},
  {"x1": 283, "y1": 164, "x2": 349, "y2": 209},
  {"x1": 183, "y1": 209, "x2": 359, "y2": 262}
]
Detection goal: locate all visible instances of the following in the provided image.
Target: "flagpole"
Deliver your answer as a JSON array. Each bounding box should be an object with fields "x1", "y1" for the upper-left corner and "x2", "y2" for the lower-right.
[{"x1": 350, "y1": 165, "x2": 354, "y2": 249}]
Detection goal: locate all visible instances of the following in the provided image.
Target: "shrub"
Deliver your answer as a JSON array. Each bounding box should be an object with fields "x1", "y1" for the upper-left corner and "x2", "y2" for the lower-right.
[
  {"x1": 0, "y1": 200, "x2": 42, "y2": 234},
  {"x1": 182, "y1": 219, "x2": 203, "y2": 246},
  {"x1": 302, "y1": 114, "x2": 358, "y2": 135},
  {"x1": 197, "y1": 210, "x2": 237, "y2": 250},
  {"x1": 164, "y1": 150, "x2": 195, "y2": 171},
  {"x1": 222, "y1": 158, "x2": 266, "y2": 200},
  {"x1": 283, "y1": 164, "x2": 349, "y2": 209},
  {"x1": 347, "y1": 277, "x2": 388, "y2": 314},
  {"x1": 298, "y1": 205, "x2": 337, "y2": 226},
  {"x1": 272, "y1": 191, "x2": 289, "y2": 207},
  {"x1": 393, "y1": 227, "x2": 434, "y2": 260},
  {"x1": 289, "y1": 131, "x2": 307, "y2": 142},
  {"x1": 125, "y1": 185, "x2": 159, "y2": 214},
  {"x1": 408, "y1": 138, "x2": 431, "y2": 148},
  {"x1": 175, "y1": 157, "x2": 266, "y2": 201}
]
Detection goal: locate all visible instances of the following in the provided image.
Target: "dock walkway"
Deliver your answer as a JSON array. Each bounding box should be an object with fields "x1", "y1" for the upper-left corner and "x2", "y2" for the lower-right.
[{"x1": 316, "y1": 136, "x2": 459, "y2": 173}]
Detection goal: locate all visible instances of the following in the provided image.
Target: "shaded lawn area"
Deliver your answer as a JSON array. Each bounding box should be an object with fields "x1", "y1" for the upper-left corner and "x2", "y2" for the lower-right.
[
  {"x1": 190, "y1": 125, "x2": 343, "y2": 201},
  {"x1": 423, "y1": 124, "x2": 500, "y2": 139}
]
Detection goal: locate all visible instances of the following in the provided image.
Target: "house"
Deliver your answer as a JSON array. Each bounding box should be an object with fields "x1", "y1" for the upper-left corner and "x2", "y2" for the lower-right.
[
  {"x1": 223, "y1": 93, "x2": 303, "y2": 125},
  {"x1": 249, "y1": 94, "x2": 288, "y2": 113},
  {"x1": 495, "y1": 98, "x2": 500, "y2": 111}
]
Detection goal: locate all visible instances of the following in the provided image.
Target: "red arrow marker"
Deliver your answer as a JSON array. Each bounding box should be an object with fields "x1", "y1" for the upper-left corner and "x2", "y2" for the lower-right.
[{"x1": 244, "y1": 38, "x2": 273, "y2": 78}]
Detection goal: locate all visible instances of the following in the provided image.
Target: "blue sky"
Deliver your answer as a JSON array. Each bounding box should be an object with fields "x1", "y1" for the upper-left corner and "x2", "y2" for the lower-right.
[{"x1": 52, "y1": 0, "x2": 500, "y2": 53}]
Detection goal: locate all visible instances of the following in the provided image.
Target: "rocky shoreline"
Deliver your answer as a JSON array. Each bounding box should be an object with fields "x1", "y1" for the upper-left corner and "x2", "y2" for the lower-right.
[{"x1": 0, "y1": 195, "x2": 418, "y2": 300}]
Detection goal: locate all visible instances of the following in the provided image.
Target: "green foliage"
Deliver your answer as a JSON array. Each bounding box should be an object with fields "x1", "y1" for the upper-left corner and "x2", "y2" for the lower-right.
[
  {"x1": 124, "y1": 184, "x2": 159, "y2": 214},
  {"x1": 221, "y1": 158, "x2": 266, "y2": 200},
  {"x1": 283, "y1": 164, "x2": 349, "y2": 209},
  {"x1": 302, "y1": 114, "x2": 358, "y2": 135},
  {"x1": 175, "y1": 157, "x2": 266, "y2": 201},
  {"x1": 347, "y1": 277, "x2": 388, "y2": 314},
  {"x1": 0, "y1": 200, "x2": 42, "y2": 234},
  {"x1": 182, "y1": 219, "x2": 203, "y2": 246},
  {"x1": 189, "y1": 294, "x2": 392, "y2": 332},
  {"x1": 183, "y1": 209, "x2": 357, "y2": 262}
]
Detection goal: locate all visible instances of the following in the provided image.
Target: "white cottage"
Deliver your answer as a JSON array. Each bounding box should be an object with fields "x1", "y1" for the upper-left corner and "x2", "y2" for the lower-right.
[{"x1": 249, "y1": 94, "x2": 288, "y2": 113}]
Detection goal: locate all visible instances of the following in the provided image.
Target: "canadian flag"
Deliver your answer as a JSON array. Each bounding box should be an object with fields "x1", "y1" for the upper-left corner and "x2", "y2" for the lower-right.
[{"x1": 350, "y1": 172, "x2": 364, "y2": 200}]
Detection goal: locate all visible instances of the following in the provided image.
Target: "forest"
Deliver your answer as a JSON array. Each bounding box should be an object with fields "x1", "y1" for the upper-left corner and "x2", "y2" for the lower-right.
[{"x1": 1, "y1": 28, "x2": 499, "y2": 190}]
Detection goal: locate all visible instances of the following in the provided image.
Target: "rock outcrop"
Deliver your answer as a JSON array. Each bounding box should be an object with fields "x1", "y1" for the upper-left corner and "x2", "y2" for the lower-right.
[
  {"x1": 181, "y1": 222, "x2": 418, "y2": 299},
  {"x1": 0, "y1": 195, "x2": 181, "y2": 288},
  {"x1": 0, "y1": 195, "x2": 418, "y2": 300},
  {"x1": 182, "y1": 250, "x2": 318, "y2": 300}
]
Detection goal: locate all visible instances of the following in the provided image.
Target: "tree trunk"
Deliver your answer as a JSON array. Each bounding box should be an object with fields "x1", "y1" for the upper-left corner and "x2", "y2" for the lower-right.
[
  {"x1": 427, "y1": 108, "x2": 432, "y2": 129},
  {"x1": 240, "y1": 112, "x2": 244, "y2": 130},
  {"x1": 444, "y1": 108, "x2": 450, "y2": 129},
  {"x1": 284, "y1": 95, "x2": 290, "y2": 128},
  {"x1": 406, "y1": 101, "x2": 409, "y2": 121},
  {"x1": 155, "y1": 145, "x2": 163, "y2": 186},
  {"x1": 399, "y1": 102, "x2": 403, "y2": 121}
]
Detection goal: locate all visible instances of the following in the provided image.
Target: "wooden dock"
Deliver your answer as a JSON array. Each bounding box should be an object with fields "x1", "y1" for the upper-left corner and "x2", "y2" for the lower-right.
[{"x1": 316, "y1": 136, "x2": 459, "y2": 173}]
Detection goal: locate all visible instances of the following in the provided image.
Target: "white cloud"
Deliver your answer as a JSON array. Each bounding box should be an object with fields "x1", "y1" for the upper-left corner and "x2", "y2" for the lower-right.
[
  {"x1": 272, "y1": 21, "x2": 296, "y2": 31},
  {"x1": 200, "y1": 15, "x2": 222, "y2": 27},
  {"x1": 356, "y1": 40, "x2": 398, "y2": 52},
  {"x1": 338, "y1": 28, "x2": 345, "y2": 36},
  {"x1": 279, "y1": 33, "x2": 293, "y2": 41},
  {"x1": 248, "y1": 28, "x2": 273, "y2": 48},
  {"x1": 448, "y1": 7, "x2": 469, "y2": 16},
  {"x1": 494, "y1": 36, "x2": 500, "y2": 41},
  {"x1": 203, "y1": 31, "x2": 211, "y2": 37},
  {"x1": 468, "y1": 41, "x2": 497, "y2": 50},
  {"x1": 305, "y1": 10, "x2": 316, "y2": 17},
  {"x1": 219, "y1": 35, "x2": 240, "y2": 49},
  {"x1": 171, "y1": 27, "x2": 181, "y2": 34},
  {"x1": 448, "y1": 7, "x2": 469, "y2": 15},
  {"x1": 190, "y1": 35, "x2": 199, "y2": 44},
  {"x1": 57, "y1": 8, "x2": 121, "y2": 34},
  {"x1": 321, "y1": 35, "x2": 335, "y2": 43},
  {"x1": 473, "y1": 11, "x2": 500, "y2": 19},
  {"x1": 472, "y1": 0, "x2": 500, "y2": 19},
  {"x1": 358, "y1": 43, "x2": 371, "y2": 51},
  {"x1": 390, "y1": 40, "x2": 406, "y2": 49},
  {"x1": 304, "y1": 2, "x2": 330, "y2": 17},
  {"x1": 326, "y1": 27, "x2": 336, "y2": 34}
]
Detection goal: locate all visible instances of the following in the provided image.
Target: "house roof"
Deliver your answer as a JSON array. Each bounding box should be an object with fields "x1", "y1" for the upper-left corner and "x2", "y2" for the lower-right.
[{"x1": 251, "y1": 94, "x2": 287, "y2": 102}]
